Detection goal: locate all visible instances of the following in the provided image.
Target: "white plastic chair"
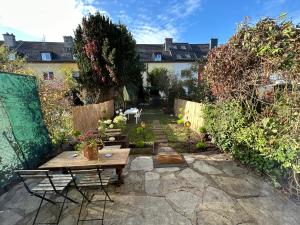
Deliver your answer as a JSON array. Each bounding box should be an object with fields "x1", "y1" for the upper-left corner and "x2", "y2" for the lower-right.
[{"x1": 134, "y1": 109, "x2": 142, "y2": 124}]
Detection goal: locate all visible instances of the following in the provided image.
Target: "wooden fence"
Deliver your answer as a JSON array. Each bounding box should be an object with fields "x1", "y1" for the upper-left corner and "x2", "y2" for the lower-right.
[
  {"x1": 174, "y1": 98, "x2": 205, "y2": 133},
  {"x1": 72, "y1": 100, "x2": 114, "y2": 132}
]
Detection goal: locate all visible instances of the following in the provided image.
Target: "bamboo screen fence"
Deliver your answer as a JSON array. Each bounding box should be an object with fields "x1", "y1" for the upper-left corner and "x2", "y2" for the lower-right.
[{"x1": 72, "y1": 100, "x2": 114, "y2": 132}]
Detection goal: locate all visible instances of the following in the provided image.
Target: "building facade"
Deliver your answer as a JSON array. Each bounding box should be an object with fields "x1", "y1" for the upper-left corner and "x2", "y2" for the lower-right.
[{"x1": 1, "y1": 33, "x2": 217, "y2": 86}]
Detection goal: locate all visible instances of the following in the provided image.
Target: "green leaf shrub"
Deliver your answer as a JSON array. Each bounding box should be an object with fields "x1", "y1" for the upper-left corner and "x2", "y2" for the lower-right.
[{"x1": 196, "y1": 141, "x2": 206, "y2": 150}]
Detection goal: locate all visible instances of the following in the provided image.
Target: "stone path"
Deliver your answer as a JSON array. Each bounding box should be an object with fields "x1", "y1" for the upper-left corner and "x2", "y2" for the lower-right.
[
  {"x1": 1, "y1": 152, "x2": 300, "y2": 225},
  {"x1": 152, "y1": 120, "x2": 168, "y2": 143},
  {"x1": 152, "y1": 120, "x2": 186, "y2": 167}
]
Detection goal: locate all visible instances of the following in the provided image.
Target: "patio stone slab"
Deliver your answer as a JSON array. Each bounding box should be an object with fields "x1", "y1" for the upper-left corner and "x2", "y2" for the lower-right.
[
  {"x1": 166, "y1": 190, "x2": 201, "y2": 219},
  {"x1": 159, "y1": 173, "x2": 188, "y2": 195},
  {"x1": 193, "y1": 161, "x2": 223, "y2": 175},
  {"x1": 145, "y1": 172, "x2": 160, "y2": 195},
  {"x1": 203, "y1": 186, "x2": 235, "y2": 204},
  {"x1": 211, "y1": 175, "x2": 268, "y2": 198},
  {"x1": 0, "y1": 209, "x2": 23, "y2": 225},
  {"x1": 116, "y1": 171, "x2": 144, "y2": 193},
  {"x1": 206, "y1": 160, "x2": 248, "y2": 176},
  {"x1": 177, "y1": 168, "x2": 210, "y2": 190},
  {"x1": 237, "y1": 196, "x2": 300, "y2": 225},
  {"x1": 154, "y1": 167, "x2": 181, "y2": 173},
  {"x1": 130, "y1": 156, "x2": 153, "y2": 171},
  {"x1": 196, "y1": 201, "x2": 255, "y2": 225},
  {"x1": 104, "y1": 195, "x2": 192, "y2": 225},
  {"x1": 183, "y1": 155, "x2": 195, "y2": 164}
]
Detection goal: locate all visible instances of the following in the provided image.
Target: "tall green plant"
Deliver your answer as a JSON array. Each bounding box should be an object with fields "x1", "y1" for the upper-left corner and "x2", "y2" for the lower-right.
[{"x1": 74, "y1": 13, "x2": 144, "y2": 103}]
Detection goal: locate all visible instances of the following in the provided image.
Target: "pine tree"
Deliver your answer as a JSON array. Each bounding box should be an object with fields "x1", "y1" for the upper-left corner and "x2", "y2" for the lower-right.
[{"x1": 74, "y1": 13, "x2": 144, "y2": 103}]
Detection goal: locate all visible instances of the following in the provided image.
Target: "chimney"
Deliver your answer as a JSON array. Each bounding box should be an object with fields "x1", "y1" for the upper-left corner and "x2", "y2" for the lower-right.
[
  {"x1": 209, "y1": 38, "x2": 218, "y2": 49},
  {"x1": 164, "y1": 38, "x2": 173, "y2": 51},
  {"x1": 63, "y1": 36, "x2": 73, "y2": 49},
  {"x1": 2, "y1": 33, "x2": 16, "y2": 48}
]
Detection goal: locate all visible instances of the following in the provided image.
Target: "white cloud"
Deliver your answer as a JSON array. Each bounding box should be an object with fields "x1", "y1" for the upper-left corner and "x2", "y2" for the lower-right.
[
  {"x1": 132, "y1": 22, "x2": 179, "y2": 44},
  {"x1": 0, "y1": 0, "x2": 107, "y2": 41},
  {"x1": 117, "y1": 0, "x2": 202, "y2": 44},
  {"x1": 170, "y1": 0, "x2": 202, "y2": 18}
]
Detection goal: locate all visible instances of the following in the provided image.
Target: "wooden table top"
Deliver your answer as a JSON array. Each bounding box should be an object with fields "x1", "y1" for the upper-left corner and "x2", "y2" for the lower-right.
[{"x1": 39, "y1": 149, "x2": 130, "y2": 170}]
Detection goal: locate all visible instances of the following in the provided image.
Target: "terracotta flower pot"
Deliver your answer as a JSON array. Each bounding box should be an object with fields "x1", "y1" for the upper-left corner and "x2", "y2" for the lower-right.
[{"x1": 83, "y1": 145, "x2": 98, "y2": 160}]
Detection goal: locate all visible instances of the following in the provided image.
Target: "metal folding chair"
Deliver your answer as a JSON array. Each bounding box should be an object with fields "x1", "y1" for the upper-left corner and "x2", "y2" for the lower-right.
[
  {"x1": 15, "y1": 170, "x2": 77, "y2": 225},
  {"x1": 68, "y1": 167, "x2": 113, "y2": 225}
]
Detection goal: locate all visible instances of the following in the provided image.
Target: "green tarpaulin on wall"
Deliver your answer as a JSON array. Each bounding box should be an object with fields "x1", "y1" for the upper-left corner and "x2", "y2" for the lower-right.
[{"x1": 0, "y1": 72, "x2": 52, "y2": 188}]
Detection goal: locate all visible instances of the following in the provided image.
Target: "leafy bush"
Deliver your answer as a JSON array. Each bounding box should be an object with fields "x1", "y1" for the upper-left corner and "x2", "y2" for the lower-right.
[
  {"x1": 196, "y1": 141, "x2": 206, "y2": 150},
  {"x1": 176, "y1": 119, "x2": 184, "y2": 125},
  {"x1": 203, "y1": 15, "x2": 300, "y2": 195},
  {"x1": 135, "y1": 140, "x2": 145, "y2": 148},
  {"x1": 199, "y1": 126, "x2": 207, "y2": 134},
  {"x1": 136, "y1": 126, "x2": 144, "y2": 134}
]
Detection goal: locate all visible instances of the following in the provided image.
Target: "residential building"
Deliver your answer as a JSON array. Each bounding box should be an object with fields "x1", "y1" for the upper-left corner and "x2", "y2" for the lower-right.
[
  {"x1": 138, "y1": 37, "x2": 218, "y2": 87},
  {"x1": 1, "y1": 33, "x2": 217, "y2": 86},
  {"x1": 1, "y1": 33, "x2": 77, "y2": 82}
]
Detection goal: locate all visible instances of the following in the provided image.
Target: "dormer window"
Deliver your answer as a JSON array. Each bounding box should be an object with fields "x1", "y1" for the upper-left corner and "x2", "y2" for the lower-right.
[
  {"x1": 153, "y1": 52, "x2": 162, "y2": 61},
  {"x1": 181, "y1": 45, "x2": 186, "y2": 50},
  {"x1": 185, "y1": 54, "x2": 191, "y2": 59},
  {"x1": 8, "y1": 53, "x2": 16, "y2": 61},
  {"x1": 41, "y1": 52, "x2": 52, "y2": 61}
]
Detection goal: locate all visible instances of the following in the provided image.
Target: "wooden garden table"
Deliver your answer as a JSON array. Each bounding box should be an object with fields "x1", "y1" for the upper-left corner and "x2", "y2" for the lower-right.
[{"x1": 39, "y1": 149, "x2": 130, "y2": 185}]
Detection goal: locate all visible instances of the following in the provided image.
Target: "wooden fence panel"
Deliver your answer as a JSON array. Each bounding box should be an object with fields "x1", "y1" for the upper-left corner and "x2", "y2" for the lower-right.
[
  {"x1": 72, "y1": 100, "x2": 114, "y2": 132},
  {"x1": 174, "y1": 98, "x2": 205, "y2": 133}
]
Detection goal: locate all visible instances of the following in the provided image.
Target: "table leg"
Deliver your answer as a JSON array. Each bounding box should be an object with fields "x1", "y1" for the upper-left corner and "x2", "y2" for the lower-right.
[{"x1": 116, "y1": 167, "x2": 124, "y2": 186}]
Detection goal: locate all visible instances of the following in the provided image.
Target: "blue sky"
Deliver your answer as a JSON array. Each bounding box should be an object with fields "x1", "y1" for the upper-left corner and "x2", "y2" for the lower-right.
[{"x1": 0, "y1": 0, "x2": 299, "y2": 44}]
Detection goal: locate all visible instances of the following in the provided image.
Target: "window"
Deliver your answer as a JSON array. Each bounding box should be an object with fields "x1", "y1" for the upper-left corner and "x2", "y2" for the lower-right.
[
  {"x1": 176, "y1": 54, "x2": 182, "y2": 59},
  {"x1": 153, "y1": 53, "x2": 162, "y2": 61},
  {"x1": 8, "y1": 53, "x2": 16, "y2": 61},
  {"x1": 185, "y1": 54, "x2": 191, "y2": 59},
  {"x1": 181, "y1": 45, "x2": 186, "y2": 50},
  {"x1": 41, "y1": 52, "x2": 52, "y2": 61},
  {"x1": 43, "y1": 72, "x2": 54, "y2": 80},
  {"x1": 173, "y1": 45, "x2": 177, "y2": 49}
]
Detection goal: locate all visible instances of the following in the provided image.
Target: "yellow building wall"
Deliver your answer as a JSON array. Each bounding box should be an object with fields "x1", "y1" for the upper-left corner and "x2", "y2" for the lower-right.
[{"x1": 26, "y1": 63, "x2": 78, "y2": 81}]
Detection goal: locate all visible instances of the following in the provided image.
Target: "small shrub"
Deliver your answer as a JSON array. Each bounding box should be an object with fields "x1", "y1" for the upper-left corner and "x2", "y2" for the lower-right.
[
  {"x1": 199, "y1": 126, "x2": 207, "y2": 134},
  {"x1": 177, "y1": 119, "x2": 184, "y2": 124},
  {"x1": 136, "y1": 127, "x2": 144, "y2": 134},
  {"x1": 196, "y1": 141, "x2": 206, "y2": 150},
  {"x1": 135, "y1": 140, "x2": 145, "y2": 148}
]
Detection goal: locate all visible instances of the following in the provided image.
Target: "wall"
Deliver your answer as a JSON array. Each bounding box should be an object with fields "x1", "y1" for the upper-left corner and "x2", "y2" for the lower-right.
[
  {"x1": 174, "y1": 98, "x2": 205, "y2": 133},
  {"x1": 72, "y1": 100, "x2": 114, "y2": 132},
  {"x1": 26, "y1": 62, "x2": 78, "y2": 81}
]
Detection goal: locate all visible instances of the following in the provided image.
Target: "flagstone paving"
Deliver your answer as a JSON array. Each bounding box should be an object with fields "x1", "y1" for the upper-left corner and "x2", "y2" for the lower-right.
[{"x1": 0, "y1": 152, "x2": 300, "y2": 225}]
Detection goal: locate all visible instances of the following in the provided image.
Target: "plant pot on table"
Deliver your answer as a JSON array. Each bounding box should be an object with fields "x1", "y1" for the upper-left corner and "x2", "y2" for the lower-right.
[{"x1": 83, "y1": 145, "x2": 98, "y2": 160}]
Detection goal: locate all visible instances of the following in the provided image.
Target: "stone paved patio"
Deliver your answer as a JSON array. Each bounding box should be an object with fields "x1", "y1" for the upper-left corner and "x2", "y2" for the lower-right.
[{"x1": 1, "y1": 152, "x2": 300, "y2": 225}]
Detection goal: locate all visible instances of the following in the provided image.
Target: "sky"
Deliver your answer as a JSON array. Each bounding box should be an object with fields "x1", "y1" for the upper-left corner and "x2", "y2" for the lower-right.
[{"x1": 0, "y1": 0, "x2": 299, "y2": 44}]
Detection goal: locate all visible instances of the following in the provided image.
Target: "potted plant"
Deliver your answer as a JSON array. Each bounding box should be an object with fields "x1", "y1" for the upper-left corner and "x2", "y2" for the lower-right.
[{"x1": 78, "y1": 130, "x2": 102, "y2": 160}]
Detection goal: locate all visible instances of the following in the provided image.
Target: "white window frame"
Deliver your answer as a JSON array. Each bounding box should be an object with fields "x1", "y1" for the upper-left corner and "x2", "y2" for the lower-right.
[{"x1": 41, "y1": 52, "x2": 52, "y2": 61}]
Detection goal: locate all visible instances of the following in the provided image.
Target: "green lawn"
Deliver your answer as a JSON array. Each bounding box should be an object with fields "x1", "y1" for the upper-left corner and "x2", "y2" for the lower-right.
[{"x1": 124, "y1": 108, "x2": 200, "y2": 143}]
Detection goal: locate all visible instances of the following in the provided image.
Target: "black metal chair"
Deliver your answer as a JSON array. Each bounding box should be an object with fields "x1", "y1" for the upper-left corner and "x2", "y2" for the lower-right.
[
  {"x1": 15, "y1": 170, "x2": 77, "y2": 225},
  {"x1": 68, "y1": 167, "x2": 113, "y2": 225}
]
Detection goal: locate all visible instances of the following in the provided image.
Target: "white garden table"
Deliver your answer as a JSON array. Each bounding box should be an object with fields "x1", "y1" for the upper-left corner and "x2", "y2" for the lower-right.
[{"x1": 124, "y1": 108, "x2": 138, "y2": 120}]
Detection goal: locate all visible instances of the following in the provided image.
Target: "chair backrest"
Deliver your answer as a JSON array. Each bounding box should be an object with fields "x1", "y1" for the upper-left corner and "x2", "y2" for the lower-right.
[{"x1": 15, "y1": 170, "x2": 51, "y2": 192}]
